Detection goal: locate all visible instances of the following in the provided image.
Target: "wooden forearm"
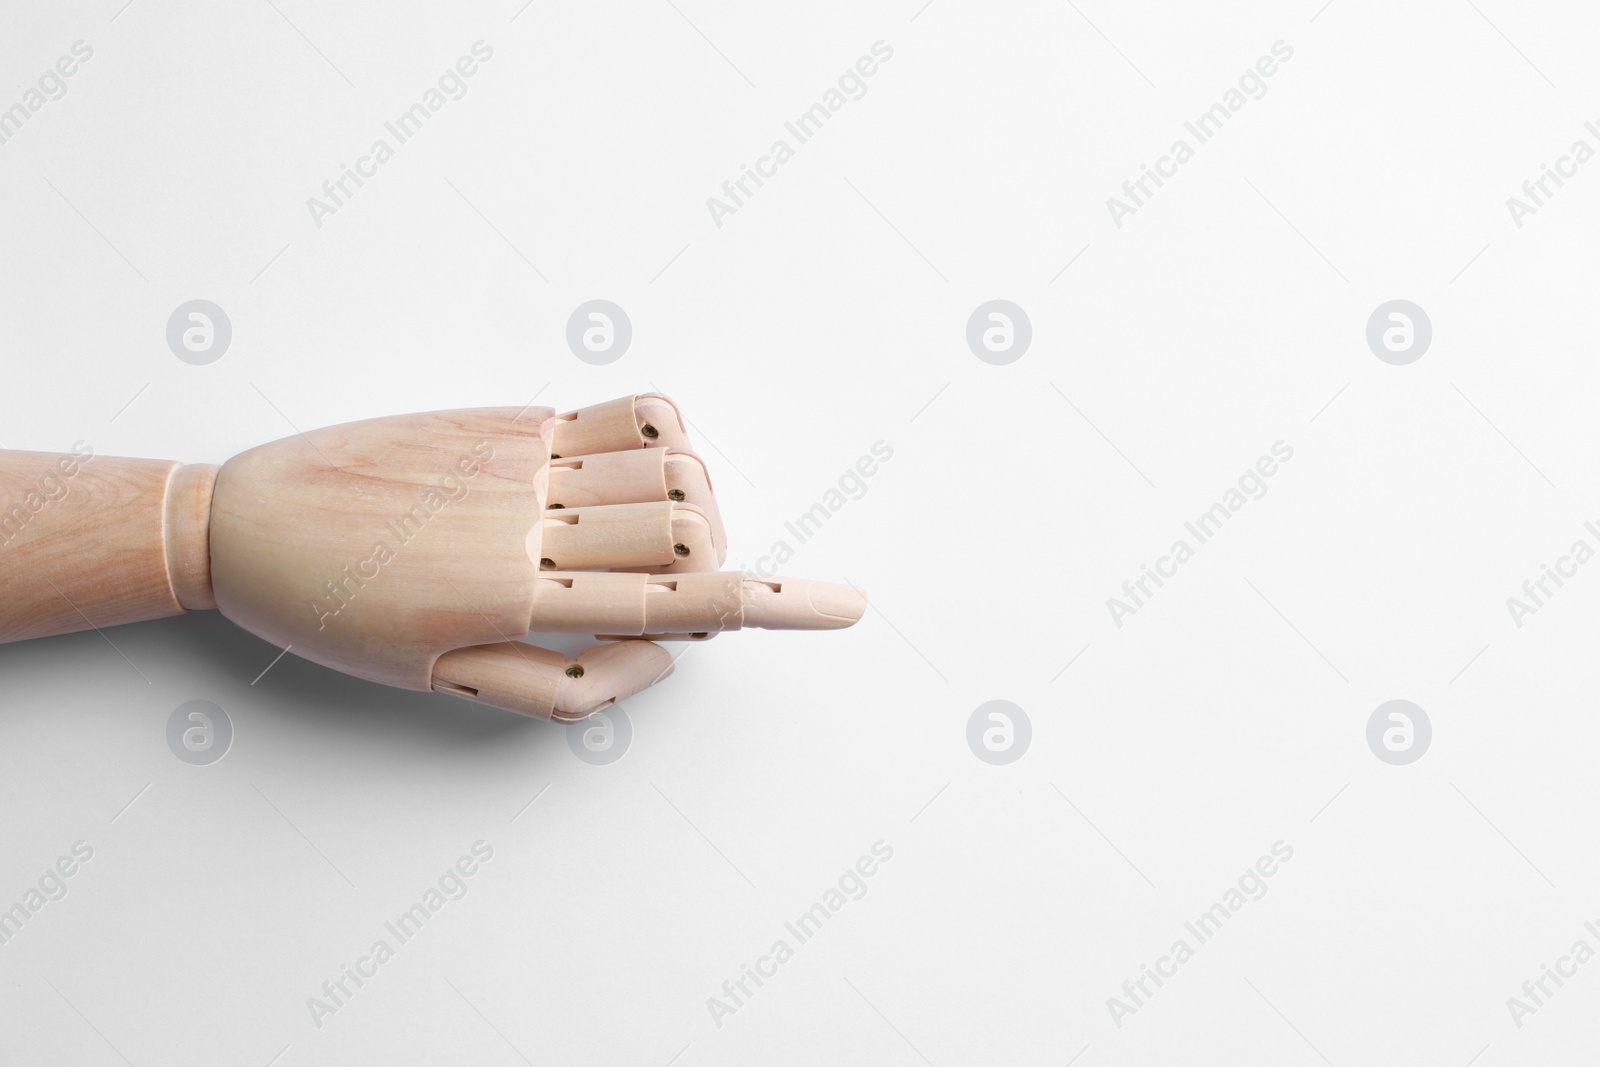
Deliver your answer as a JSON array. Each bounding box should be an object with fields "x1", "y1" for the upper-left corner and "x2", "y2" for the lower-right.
[{"x1": 0, "y1": 447, "x2": 217, "y2": 644}]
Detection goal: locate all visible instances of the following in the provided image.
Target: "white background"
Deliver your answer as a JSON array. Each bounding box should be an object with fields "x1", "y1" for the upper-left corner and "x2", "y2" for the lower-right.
[{"x1": 4, "y1": 0, "x2": 1600, "y2": 1063}]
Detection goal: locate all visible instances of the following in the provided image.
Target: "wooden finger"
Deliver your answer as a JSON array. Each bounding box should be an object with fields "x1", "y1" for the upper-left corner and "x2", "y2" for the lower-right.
[
  {"x1": 526, "y1": 571, "x2": 867, "y2": 635},
  {"x1": 432, "y1": 639, "x2": 675, "y2": 721}
]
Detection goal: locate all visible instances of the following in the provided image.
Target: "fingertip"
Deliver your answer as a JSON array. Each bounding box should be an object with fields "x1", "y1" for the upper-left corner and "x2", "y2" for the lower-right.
[
  {"x1": 811, "y1": 581, "x2": 867, "y2": 626},
  {"x1": 741, "y1": 577, "x2": 868, "y2": 630}
]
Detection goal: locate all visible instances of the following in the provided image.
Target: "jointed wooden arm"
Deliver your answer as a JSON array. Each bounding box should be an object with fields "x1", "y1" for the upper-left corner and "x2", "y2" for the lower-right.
[{"x1": 0, "y1": 396, "x2": 865, "y2": 721}]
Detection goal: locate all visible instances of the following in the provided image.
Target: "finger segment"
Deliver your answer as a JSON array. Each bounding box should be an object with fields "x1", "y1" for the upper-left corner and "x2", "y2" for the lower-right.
[{"x1": 551, "y1": 393, "x2": 691, "y2": 457}]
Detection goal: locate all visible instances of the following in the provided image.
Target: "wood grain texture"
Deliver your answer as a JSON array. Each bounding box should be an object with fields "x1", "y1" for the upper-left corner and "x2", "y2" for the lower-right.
[
  {"x1": 209, "y1": 407, "x2": 554, "y2": 691},
  {"x1": 0, "y1": 447, "x2": 217, "y2": 643}
]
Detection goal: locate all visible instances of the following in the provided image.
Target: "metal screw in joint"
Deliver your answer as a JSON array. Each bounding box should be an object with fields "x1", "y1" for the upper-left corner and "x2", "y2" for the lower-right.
[
  {"x1": 673, "y1": 543, "x2": 690, "y2": 557},
  {"x1": 540, "y1": 557, "x2": 555, "y2": 570},
  {"x1": 668, "y1": 489, "x2": 686, "y2": 502},
  {"x1": 565, "y1": 664, "x2": 584, "y2": 679},
  {"x1": 641, "y1": 423, "x2": 659, "y2": 440}
]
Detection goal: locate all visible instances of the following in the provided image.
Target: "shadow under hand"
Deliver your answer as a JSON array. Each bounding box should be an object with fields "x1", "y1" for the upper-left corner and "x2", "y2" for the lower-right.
[{"x1": 160, "y1": 611, "x2": 549, "y2": 753}]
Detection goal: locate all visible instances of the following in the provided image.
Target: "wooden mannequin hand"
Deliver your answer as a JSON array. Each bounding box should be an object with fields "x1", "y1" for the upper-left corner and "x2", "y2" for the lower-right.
[{"x1": 0, "y1": 393, "x2": 865, "y2": 721}]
